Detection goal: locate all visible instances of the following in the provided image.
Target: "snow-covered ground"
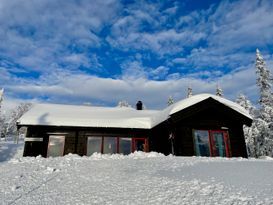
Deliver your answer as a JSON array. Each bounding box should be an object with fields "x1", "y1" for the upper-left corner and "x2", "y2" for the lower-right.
[
  {"x1": 0, "y1": 149, "x2": 273, "y2": 205},
  {"x1": 0, "y1": 139, "x2": 24, "y2": 162}
]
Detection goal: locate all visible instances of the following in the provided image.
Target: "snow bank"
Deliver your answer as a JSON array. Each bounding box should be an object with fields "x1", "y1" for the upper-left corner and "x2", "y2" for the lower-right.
[
  {"x1": 0, "y1": 139, "x2": 24, "y2": 162},
  {"x1": 1, "y1": 153, "x2": 273, "y2": 205}
]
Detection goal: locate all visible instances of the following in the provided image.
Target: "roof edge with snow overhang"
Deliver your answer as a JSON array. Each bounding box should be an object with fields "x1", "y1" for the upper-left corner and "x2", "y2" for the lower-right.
[{"x1": 17, "y1": 93, "x2": 252, "y2": 129}]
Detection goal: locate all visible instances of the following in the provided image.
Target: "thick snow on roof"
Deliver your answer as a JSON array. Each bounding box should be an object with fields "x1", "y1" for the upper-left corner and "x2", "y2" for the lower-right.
[
  {"x1": 18, "y1": 94, "x2": 252, "y2": 129},
  {"x1": 168, "y1": 93, "x2": 252, "y2": 119},
  {"x1": 18, "y1": 104, "x2": 160, "y2": 129}
]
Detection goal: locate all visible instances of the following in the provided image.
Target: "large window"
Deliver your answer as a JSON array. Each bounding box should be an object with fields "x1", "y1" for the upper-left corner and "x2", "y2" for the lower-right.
[
  {"x1": 193, "y1": 130, "x2": 230, "y2": 157},
  {"x1": 47, "y1": 135, "x2": 65, "y2": 157},
  {"x1": 87, "y1": 137, "x2": 102, "y2": 156},
  {"x1": 194, "y1": 130, "x2": 211, "y2": 156},
  {"x1": 103, "y1": 137, "x2": 117, "y2": 154},
  {"x1": 119, "y1": 138, "x2": 132, "y2": 155},
  {"x1": 86, "y1": 136, "x2": 147, "y2": 155}
]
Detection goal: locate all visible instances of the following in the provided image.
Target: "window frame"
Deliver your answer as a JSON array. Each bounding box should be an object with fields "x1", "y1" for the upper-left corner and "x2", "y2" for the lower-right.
[
  {"x1": 86, "y1": 136, "x2": 103, "y2": 156},
  {"x1": 103, "y1": 136, "x2": 118, "y2": 154},
  {"x1": 47, "y1": 135, "x2": 65, "y2": 157},
  {"x1": 132, "y1": 138, "x2": 148, "y2": 152},
  {"x1": 85, "y1": 136, "x2": 148, "y2": 155},
  {"x1": 193, "y1": 129, "x2": 231, "y2": 157}
]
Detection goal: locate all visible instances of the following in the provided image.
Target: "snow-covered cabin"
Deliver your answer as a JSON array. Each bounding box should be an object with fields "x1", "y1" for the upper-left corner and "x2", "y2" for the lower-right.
[{"x1": 17, "y1": 94, "x2": 252, "y2": 158}]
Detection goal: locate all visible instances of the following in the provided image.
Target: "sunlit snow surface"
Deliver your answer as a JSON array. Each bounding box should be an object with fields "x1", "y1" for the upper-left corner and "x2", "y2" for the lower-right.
[{"x1": 0, "y1": 151, "x2": 273, "y2": 205}]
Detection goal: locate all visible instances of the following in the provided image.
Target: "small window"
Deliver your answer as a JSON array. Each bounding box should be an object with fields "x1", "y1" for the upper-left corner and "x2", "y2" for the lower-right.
[
  {"x1": 119, "y1": 138, "x2": 132, "y2": 155},
  {"x1": 47, "y1": 135, "x2": 65, "y2": 157},
  {"x1": 87, "y1": 137, "x2": 102, "y2": 156},
  {"x1": 103, "y1": 137, "x2": 117, "y2": 154}
]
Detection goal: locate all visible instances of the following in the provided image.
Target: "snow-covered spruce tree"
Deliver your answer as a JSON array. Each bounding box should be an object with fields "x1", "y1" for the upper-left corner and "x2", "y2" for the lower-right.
[
  {"x1": 187, "y1": 86, "x2": 193, "y2": 98},
  {"x1": 255, "y1": 49, "x2": 273, "y2": 157},
  {"x1": 6, "y1": 103, "x2": 32, "y2": 142},
  {"x1": 216, "y1": 85, "x2": 223, "y2": 97},
  {"x1": 0, "y1": 88, "x2": 5, "y2": 139},
  {"x1": 117, "y1": 100, "x2": 131, "y2": 108},
  {"x1": 167, "y1": 96, "x2": 174, "y2": 106},
  {"x1": 256, "y1": 49, "x2": 273, "y2": 123},
  {"x1": 236, "y1": 94, "x2": 259, "y2": 157}
]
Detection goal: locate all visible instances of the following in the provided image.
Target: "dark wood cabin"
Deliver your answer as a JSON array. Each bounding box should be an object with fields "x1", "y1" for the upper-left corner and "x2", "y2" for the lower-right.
[{"x1": 17, "y1": 94, "x2": 252, "y2": 158}]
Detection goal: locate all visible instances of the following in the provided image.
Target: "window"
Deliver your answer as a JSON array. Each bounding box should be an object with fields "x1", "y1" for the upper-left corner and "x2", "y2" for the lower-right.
[
  {"x1": 86, "y1": 136, "x2": 148, "y2": 155},
  {"x1": 132, "y1": 138, "x2": 147, "y2": 152},
  {"x1": 193, "y1": 130, "x2": 230, "y2": 157},
  {"x1": 87, "y1": 137, "x2": 102, "y2": 156},
  {"x1": 103, "y1": 137, "x2": 117, "y2": 154},
  {"x1": 119, "y1": 138, "x2": 132, "y2": 155},
  {"x1": 194, "y1": 130, "x2": 210, "y2": 156},
  {"x1": 47, "y1": 135, "x2": 65, "y2": 157}
]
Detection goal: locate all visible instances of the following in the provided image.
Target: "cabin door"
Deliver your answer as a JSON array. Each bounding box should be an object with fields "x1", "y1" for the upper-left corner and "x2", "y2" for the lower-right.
[
  {"x1": 47, "y1": 135, "x2": 65, "y2": 157},
  {"x1": 210, "y1": 131, "x2": 230, "y2": 157}
]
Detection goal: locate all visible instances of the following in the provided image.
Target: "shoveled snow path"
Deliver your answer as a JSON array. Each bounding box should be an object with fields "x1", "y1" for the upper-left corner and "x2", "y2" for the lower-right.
[{"x1": 0, "y1": 153, "x2": 273, "y2": 205}]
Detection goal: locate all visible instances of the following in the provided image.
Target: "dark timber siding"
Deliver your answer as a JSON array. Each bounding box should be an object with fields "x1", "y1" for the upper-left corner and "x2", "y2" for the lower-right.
[
  {"x1": 149, "y1": 98, "x2": 250, "y2": 157},
  {"x1": 23, "y1": 126, "x2": 150, "y2": 157}
]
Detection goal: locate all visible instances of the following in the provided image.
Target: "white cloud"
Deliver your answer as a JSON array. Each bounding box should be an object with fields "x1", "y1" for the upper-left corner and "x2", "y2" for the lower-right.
[
  {"x1": 172, "y1": 0, "x2": 273, "y2": 70},
  {"x1": 149, "y1": 66, "x2": 169, "y2": 80},
  {"x1": 0, "y1": 0, "x2": 272, "y2": 109},
  {"x1": 108, "y1": 28, "x2": 205, "y2": 56},
  {"x1": 2, "y1": 65, "x2": 258, "y2": 109},
  {"x1": 0, "y1": 0, "x2": 120, "y2": 72}
]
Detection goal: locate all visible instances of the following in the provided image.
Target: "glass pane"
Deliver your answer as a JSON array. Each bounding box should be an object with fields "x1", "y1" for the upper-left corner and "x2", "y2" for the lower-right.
[
  {"x1": 212, "y1": 133, "x2": 226, "y2": 157},
  {"x1": 119, "y1": 138, "x2": 132, "y2": 155},
  {"x1": 87, "y1": 137, "x2": 102, "y2": 156},
  {"x1": 134, "y1": 139, "x2": 145, "y2": 151},
  {"x1": 103, "y1": 137, "x2": 117, "y2": 154},
  {"x1": 194, "y1": 130, "x2": 210, "y2": 156},
  {"x1": 47, "y1": 136, "x2": 65, "y2": 157}
]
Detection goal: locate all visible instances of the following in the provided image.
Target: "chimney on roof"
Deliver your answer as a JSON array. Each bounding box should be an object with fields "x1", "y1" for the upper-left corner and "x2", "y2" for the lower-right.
[{"x1": 136, "y1": 101, "x2": 143, "y2": 110}]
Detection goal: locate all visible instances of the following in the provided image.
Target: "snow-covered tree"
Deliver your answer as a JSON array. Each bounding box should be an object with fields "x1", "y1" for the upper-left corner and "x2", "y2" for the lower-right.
[
  {"x1": 167, "y1": 96, "x2": 174, "y2": 106},
  {"x1": 187, "y1": 86, "x2": 193, "y2": 98},
  {"x1": 216, "y1": 85, "x2": 223, "y2": 97},
  {"x1": 236, "y1": 94, "x2": 255, "y2": 116},
  {"x1": 7, "y1": 103, "x2": 32, "y2": 139},
  {"x1": 0, "y1": 88, "x2": 5, "y2": 139},
  {"x1": 117, "y1": 100, "x2": 131, "y2": 108},
  {"x1": 0, "y1": 88, "x2": 3, "y2": 106},
  {"x1": 256, "y1": 49, "x2": 273, "y2": 123},
  {"x1": 236, "y1": 94, "x2": 259, "y2": 157},
  {"x1": 255, "y1": 49, "x2": 273, "y2": 156}
]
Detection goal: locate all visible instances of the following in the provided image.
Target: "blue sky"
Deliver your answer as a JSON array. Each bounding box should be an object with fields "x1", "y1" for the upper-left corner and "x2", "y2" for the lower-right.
[{"x1": 1, "y1": 0, "x2": 273, "y2": 110}]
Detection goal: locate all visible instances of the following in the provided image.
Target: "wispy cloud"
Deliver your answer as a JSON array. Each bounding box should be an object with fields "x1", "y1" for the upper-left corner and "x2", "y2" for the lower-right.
[
  {"x1": 0, "y1": 0, "x2": 120, "y2": 73},
  {"x1": 0, "y1": 0, "x2": 272, "y2": 109}
]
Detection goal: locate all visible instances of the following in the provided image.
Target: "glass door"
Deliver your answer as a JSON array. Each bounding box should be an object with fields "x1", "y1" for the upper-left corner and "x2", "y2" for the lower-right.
[
  {"x1": 47, "y1": 135, "x2": 65, "y2": 157},
  {"x1": 210, "y1": 131, "x2": 230, "y2": 157}
]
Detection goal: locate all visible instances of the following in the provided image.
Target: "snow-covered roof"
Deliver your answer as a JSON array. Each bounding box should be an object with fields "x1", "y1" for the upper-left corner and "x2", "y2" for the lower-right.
[
  {"x1": 17, "y1": 104, "x2": 160, "y2": 129},
  {"x1": 17, "y1": 93, "x2": 252, "y2": 129},
  {"x1": 168, "y1": 93, "x2": 252, "y2": 119}
]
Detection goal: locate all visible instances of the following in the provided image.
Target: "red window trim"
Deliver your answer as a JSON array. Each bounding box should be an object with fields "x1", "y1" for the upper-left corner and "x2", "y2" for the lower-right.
[
  {"x1": 132, "y1": 138, "x2": 148, "y2": 152},
  {"x1": 194, "y1": 129, "x2": 231, "y2": 157},
  {"x1": 86, "y1": 136, "x2": 148, "y2": 155}
]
